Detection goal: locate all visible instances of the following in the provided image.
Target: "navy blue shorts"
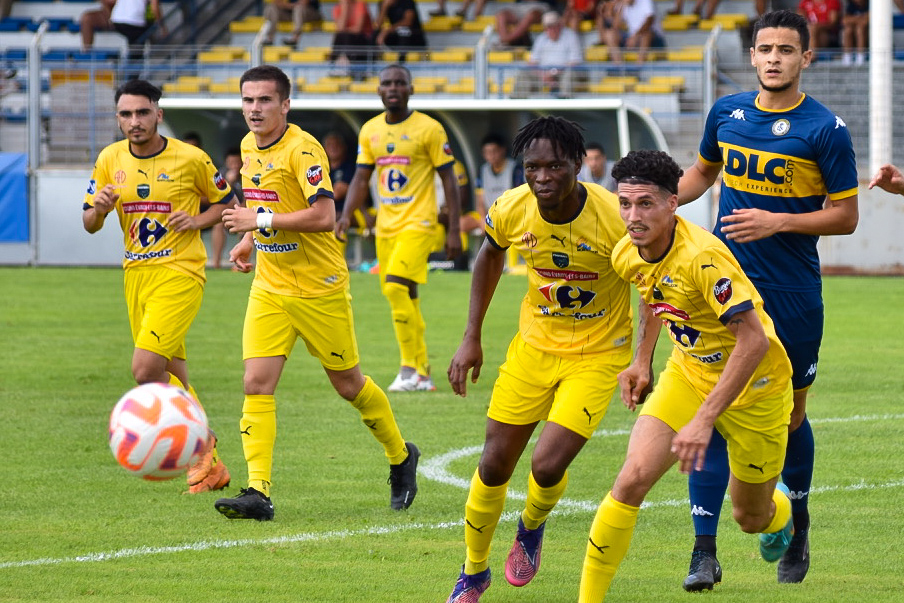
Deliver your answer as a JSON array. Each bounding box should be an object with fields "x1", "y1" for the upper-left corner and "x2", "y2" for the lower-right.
[{"x1": 758, "y1": 286, "x2": 824, "y2": 391}]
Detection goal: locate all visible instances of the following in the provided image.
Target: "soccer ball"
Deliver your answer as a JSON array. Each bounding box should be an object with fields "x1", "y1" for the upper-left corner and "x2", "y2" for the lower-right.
[{"x1": 108, "y1": 382, "x2": 209, "y2": 481}]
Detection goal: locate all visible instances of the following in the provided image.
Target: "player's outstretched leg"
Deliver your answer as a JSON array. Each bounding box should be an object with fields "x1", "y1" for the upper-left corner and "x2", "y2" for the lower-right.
[{"x1": 388, "y1": 441, "x2": 420, "y2": 509}]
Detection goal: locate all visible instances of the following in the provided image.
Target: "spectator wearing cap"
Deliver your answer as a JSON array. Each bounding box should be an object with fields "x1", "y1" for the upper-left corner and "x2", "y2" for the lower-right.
[{"x1": 514, "y1": 11, "x2": 583, "y2": 97}]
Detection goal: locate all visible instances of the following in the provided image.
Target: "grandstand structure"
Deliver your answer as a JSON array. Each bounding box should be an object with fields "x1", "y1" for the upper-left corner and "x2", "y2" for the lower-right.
[{"x1": 1, "y1": 0, "x2": 903, "y2": 272}]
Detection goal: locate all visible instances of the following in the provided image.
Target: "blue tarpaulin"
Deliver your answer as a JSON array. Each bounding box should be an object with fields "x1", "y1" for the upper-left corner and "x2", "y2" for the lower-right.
[{"x1": 0, "y1": 153, "x2": 28, "y2": 242}]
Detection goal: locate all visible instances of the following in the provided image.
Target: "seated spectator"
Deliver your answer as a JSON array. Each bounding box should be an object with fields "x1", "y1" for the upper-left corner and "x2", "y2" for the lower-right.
[
  {"x1": 112, "y1": 0, "x2": 166, "y2": 46},
  {"x1": 264, "y1": 0, "x2": 323, "y2": 47},
  {"x1": 495, "y1": 0, "x2": 558, "y2": 47},
  {"x1": 564, "y1": 0, "x2": 601, "y2": 32},
  {"x1": 667, "y1": 0, "x2": 721, "y2": 19},
  {"x1": 840, "y1": 0, "x2": 868, "y2": 65},
  {"x1": 80, "y1": 0, "x2": 117, "y2": 51},
  {"x1": 329, "y1": 0, "x2": 373, "y2": 74},
  {"x1": 601, "y1": 0, "x2": 666, "y2": 64},
  {"x1": 373, "y1": 0, "x2": 428, "y2": 59},
  {"x1": 429, "y1": 0, "x2": 486, "y2": 18},
  {"x1": 797, "y1": 0, "x2": 841, "y2": 59},
  {"x1": 514, "y1": 11, "x2": 584, "y2": 97},
  {"x1": 578, "y1": 142, "x2": 617, "y2": 191}
]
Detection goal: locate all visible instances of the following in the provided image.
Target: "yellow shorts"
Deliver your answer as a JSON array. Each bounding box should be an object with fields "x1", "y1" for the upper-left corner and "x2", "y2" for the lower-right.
[
  {"x1": 124, "y1": 266, "x2": 203, "y2": 361},
  {"x1": 640, "y1": 356, "x2": 793, "y2": 483},
  {"x1": 376, "y1": 229, "x2": 435, "y2": 285},
  {"x1": 242, "y1": 285, "x2": 360, "y2": 371},
  {"x1": 488, "y1": 333, "x2": 631, "y2": 439}
]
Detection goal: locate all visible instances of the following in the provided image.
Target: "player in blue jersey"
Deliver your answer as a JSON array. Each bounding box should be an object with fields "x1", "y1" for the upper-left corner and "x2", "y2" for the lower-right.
[{"x1": 676, "y1": 9, "x2": 858, "y2": 589}]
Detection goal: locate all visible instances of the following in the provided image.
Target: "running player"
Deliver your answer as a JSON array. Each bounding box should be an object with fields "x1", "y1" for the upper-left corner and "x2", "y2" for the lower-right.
[
  {"x1": 82, "y1": 79, "x2": 233, "y2": 494},
  {"x1": 335, "y1": 64, "x2": 462, "y2": 392},
  {"x1": 445, "y1": 116, "x2": 633, "y2": 602},
  {"x1": 677, "y1": 9, "x2": 858, "y2": 588},
  {"x1": 579, "y1": 149, "x2": 795, "y2": 602},
  {"x1": 213, "y1": 65, "x2": 418, "y2": 521}
]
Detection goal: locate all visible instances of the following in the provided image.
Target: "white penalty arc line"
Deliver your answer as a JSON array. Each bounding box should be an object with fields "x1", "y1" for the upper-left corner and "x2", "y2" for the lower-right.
[{"x1": 2, "y1": 413, "x2": 902, "y2": 570}]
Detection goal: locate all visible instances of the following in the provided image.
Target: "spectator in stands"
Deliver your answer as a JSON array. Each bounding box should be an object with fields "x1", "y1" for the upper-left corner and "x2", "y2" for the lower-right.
[
  {"x1": 601, "y1": 0, "x2": 666, "y2": 64},
  {"x1": 578, "y1": 142, "x2": 616, "y2": 192},
  {"x1": 111, "y1": 0, "x2": 166, "y2": 45},
  {"x1": 80, "y1": 0, "x2": 117, "y2": 51},
  {"x1": 1, "y1": 0, "x2": 12, "y2": 19},
  {"x1": 495, "y1": 0, "x2": 558, "y2": 47},
  {"x1": 373, "y1": 0, "x2": 428, "y2": 59},
  {"x1": 563, "y1": 0, "x2": 601, "y2": 33},
  {"x1": 797, "y1": 0, "x2": 841, "y2": 59},
  {"x1": 668, "y1": 0, "x2": 721, "y2": 19},
  {"x1": 263, "y1": 0, "x2": 323, "y2": 47},
  {"x1": 324, "y1": 131, "x2": 357, "y2": 219},
  {"x1": 840, "y1": 0, "x2": 868, "y2": 65},
  {"x1": 475, "y1": 132, "x2": 526, "y2": 273},
  {"x1": 182, "y1": 131, "x2": 203, "y2": 148},
  {"x1": 329, "y1": 0, "x2": 373, "y2": 75},
  {"x1": 514, "y1": 11, "x2": 584, "y2": 97},
  {"x1": 429, "y1": 0, "x2": 486, "y2": 19}
]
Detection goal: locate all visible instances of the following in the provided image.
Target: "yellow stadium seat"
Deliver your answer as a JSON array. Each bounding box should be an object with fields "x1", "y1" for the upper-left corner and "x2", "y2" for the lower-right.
[
  {"x1": 209, "y1": 78, "x2": 241, "y2": 95},
  {"x1": 461, "y1": 16, "x2": 495, "y2": 32},
  {"x1": 634, "y1": 82, "x2": 676, "y2": 94},
  {"x1": 446, "y1": 77, "x2": 475, "y2": 94},
  {"x1": 588, "y1": 81, "x2": 631, "y2": 94},
  {"x1": 304, "y1": 80, "x2": 343, "y2": 94},
  {"x1": 197, "y1": 51, "x2": 235, "y2": 63},
  {"x1": 349, "y1": 81, "x2": 377, "y2": 94},
  {"x1": 289, "y1": 48, "x2": 331, "y2": 62},
  {"x1": 648, "y1": 75, "x2": 686, "y2": 89},
  {"x1": 430, "y1": 49, "x2": 472, "y2": 62},
  {"x1": 585, "y1": 46, "x2": 609, "y2": 61},
  {"x1": 488, "y1": 50, "x2": 515, "y2": 63},
  {"x1": 263, "y1": 47, "x2": 290, "y2": 62},
  {"x1": 667, "y1": 46, "x2": 705, "y2": 61}
]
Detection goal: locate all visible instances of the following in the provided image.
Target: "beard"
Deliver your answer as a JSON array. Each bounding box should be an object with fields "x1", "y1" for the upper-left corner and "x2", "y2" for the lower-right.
[{"x1": 757, "y1": 75, "x2": 793, "y2": 93}]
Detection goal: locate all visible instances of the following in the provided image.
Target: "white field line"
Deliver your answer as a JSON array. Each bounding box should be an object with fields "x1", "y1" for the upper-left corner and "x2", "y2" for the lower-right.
[{"x1": 2, "y1": 413, "x2": 901, "y2": 570}]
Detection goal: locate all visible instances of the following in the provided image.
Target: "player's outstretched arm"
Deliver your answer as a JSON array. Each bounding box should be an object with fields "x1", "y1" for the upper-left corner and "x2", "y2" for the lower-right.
[
  {"x1": 447, "y1": 240, "x2": 505, "y2": 397},
  {"x1": 869, "y1": 164, "x2": 904, "y2": 196},
  {"x1": 677, "y1": 159, "x2": 721, "y2": 207},
  {"x1": 672, "y1": 308, "x2": 768, "y2": 474},
  {"x1": 335, "y1": 166, "x2": 373, "y2": 242}
]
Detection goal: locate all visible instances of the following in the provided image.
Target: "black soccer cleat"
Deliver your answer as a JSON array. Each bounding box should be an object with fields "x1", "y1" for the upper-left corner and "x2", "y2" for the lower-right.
[
  {"x1": 777, "y1": 527, "x2": 810, "y2": 583},
  {"x1": 388, "y1": 442, "x2": 420, "y2": 510},
  {"x1": 215, "y1": 487, "x2": 274, "y2": 521},
  {"x1": 683, "y1": 549, "x2": 723, "y2": 592}
]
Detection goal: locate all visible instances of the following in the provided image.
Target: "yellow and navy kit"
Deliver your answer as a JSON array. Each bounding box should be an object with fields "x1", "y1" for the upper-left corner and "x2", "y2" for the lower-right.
[
  {"x1": 698, "y1": 91, "x2": 857, "y2": 290},
  {"x1": 241, "y1": 124, "x2": 348, "y2": 298},
  {"x1": 356, "y1": 110, "x2": 455, "y2": 238},
  {"x1": 484, "y1": 182, "x2": 632, "y2": 358},
  {"x1": 84, "y1": 137, "x2": 234, "y2": 282},
  {"x1": 612, "y1": 215, "x2": 792, "y2": 406}
]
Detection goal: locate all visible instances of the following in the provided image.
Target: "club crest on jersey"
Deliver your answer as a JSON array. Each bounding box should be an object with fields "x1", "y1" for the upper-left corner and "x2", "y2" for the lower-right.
[
  {"x1": 522, "y1": 232, "x2": 538, "y2": 248},
  {"x1": 213, "y1": 171, "x2": 228, "y2": 190},
  {"x1": 771, "y1": 119, "x2": 790, "y2": 136},
  {"x1": 252, "y1": 173, "x2": 262, "y2": 186},
  {"x1": 386, "y1": 143, "x2": 395, "y2": 153},
  {"x1": 652, "y1": 285, "x2": 665, "y2": 300},
  {"x1": 552, "y1": 252, "x2": 569, "y2": 268},
  {"x1": 713, "y1": 277, "x2": 733, "y2": 304},
  {"x1": 136, "y1": 183, "x2": 150, "y2": 199},
  {"x1": 306, "y1": 165, "x2": 323, "y2": 186}
]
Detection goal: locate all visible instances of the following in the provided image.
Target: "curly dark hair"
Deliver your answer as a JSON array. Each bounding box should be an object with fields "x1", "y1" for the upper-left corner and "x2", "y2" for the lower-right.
[
  {"x1": 610, "y1": 150, "x2": 683, "y2": 194},
  {"x1": 512, "y1": 116, "x2": 585, "y2": 164}
]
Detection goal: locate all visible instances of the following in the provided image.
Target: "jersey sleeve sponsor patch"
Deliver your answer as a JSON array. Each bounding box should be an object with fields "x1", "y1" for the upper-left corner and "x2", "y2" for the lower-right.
[
  {"x1": 306, "y1": 165, "x2": 323, "y2": 186},
  {"x1": 713, "y1": 277, "x2": 733, "y2": 304},
  {"x1": 213, "y1": 171, "x2": 228, "y2": 191}
]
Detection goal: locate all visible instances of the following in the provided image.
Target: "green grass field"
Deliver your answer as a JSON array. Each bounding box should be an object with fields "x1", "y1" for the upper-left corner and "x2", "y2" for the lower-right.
[{"x1": 1, "y1": 268, "x2": 902, "y2": 602}]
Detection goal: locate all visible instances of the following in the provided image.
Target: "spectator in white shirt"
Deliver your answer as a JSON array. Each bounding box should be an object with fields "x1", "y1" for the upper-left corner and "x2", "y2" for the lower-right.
[{"x1": 515, "y1": 11, "x2": 584, "y2": 97}]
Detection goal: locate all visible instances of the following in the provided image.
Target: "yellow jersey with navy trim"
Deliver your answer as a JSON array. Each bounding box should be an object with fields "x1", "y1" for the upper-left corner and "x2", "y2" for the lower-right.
[
  {"x1": 698, "y1": 91, "x2": 857, "y2": 291},
  {"x1": 357, "y1": 110, "x2": 455, "y2": 238},
  {"x1": 484, "y1": 182, "x2": 632, "y2": 358},
  {"x1": 241, "y1": 124, "x2": 348, "y2": 298},
  {"x1": 84, "y1": 136, "x2": 234, "y2": 283},
  {"x1": 612, "y1": 215, "x2": 792, "y2": 405}
]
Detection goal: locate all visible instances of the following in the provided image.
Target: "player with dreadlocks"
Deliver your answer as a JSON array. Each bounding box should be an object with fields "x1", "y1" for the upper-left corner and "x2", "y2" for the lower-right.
[{"x1": 445, "y1": 116, "x2": 634, "y2": 602}]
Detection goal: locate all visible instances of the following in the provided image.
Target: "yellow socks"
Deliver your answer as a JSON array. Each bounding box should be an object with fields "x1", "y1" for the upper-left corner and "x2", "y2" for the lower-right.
[
  {"x1": 522, "y1": 471, "x2": 568, "y2": 530},
  {"x1": 411, "y1": 297, "x2": 428, "y2": 375},
  {"x1": 349, "y1": 376, "x2": 407, "y2": 464},
  {"x1": 382, "y1": 281, "x2": 419, "y2": 370},
  {"x1": 579, "y1": 492, "x2": 639, "y2": 603},
  {"x1": 241, "y1": 394, "x2": 276, "y2": 498},
  {"x1": 463, "y1": 469, "x2": 509, "y2": 575},
  {"x1": 763, "y1": 485, "x2": 792, "y2": 533}
]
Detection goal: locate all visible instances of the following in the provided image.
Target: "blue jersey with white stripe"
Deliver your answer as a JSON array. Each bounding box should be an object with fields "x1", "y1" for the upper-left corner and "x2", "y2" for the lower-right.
[{"x1": 699, "y1": 91, "x2": 858, "y2": 291}]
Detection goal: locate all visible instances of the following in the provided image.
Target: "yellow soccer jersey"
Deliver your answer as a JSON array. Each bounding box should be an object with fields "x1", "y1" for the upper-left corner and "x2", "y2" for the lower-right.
[
  {"x1": 84, "y1": 137, "x2": 234, "y2": 282},
  {"x1": 612, "y1": 215, "x2": 792, "y2": 406},
  {"x1": 241, "y1": 124, "x2": 348, "y2": 298},
  {"x1": 357, "y1": 110, "x2": 456, "y2": 238},
  {"x1": 484, "y1": 182, "x2": 632, "y2": 358}
]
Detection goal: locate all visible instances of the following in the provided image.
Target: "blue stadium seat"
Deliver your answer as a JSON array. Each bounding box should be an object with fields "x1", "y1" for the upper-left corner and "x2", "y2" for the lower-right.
[
  {"x1": 45, "y1": 18, "x2": 78, "y2": 32},
  {"x1": 894, "y1": 14, "x2": 904, "y2": 29},
  {"x1": 3, "y1": 48, "x2": 28, "y2": 61},
  {"x1": 0, "y1": 17, "x2": 35, "y2": 32}
]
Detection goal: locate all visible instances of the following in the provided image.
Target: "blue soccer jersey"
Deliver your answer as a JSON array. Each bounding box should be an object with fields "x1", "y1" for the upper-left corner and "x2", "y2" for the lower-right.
[{"x1": 698, "y1": 91, "x2": 858, "y2": 291}]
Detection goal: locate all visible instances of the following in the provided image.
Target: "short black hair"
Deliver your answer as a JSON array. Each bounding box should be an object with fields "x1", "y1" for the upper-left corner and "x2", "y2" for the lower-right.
[
  {"x1": 752, "y1": 10, "x2": 810, "y2": 52},
  {"x1": 114, "y1": 79, "x2": 162, "y2": 104},
  {"x1": 512, "y1": 116, "x2": 585, "y2": 164},
  {"x1": 225, "y1": 146, "x2": 241, "y2": 158},
  {"x1": 379, "y1": 63, "x2": 412, "y2": 83},
  {"x1": 481, "y1": 133, "x2": 507, "y2": 149},
  {"x1": 611, "y1": 149, "x2": 683, "y2": 195},
  {"x1": 585, "y1": 142, "x2": 606, "y2": 155},
  {"x1": 240, "y1": 65, "x2": 291, "y2": 100},
  {"x1": 182, "y1": 131, "x2": 202, "y2": 146}
]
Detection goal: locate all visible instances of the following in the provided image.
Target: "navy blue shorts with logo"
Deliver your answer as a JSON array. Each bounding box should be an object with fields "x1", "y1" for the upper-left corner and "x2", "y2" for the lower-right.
[{"x1": 757, "y1": 285, "x2": 824, "y2": 391}]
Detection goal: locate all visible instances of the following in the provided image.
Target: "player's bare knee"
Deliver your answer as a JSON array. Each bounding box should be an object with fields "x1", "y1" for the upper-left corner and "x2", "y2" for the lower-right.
[
  {"x1": 732, "y1": 506, "x2": 770, "y2": 533},
  {"x1": 529, "y1": 459, "x2": 567, "y2": 488}
]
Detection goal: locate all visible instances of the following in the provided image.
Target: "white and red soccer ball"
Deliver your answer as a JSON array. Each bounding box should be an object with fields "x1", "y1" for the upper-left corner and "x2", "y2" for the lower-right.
[{"x1": 109, "y1": 383, "x2": 209, "y2": 481}]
